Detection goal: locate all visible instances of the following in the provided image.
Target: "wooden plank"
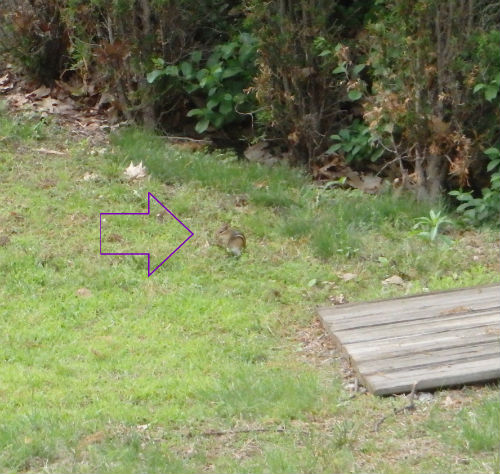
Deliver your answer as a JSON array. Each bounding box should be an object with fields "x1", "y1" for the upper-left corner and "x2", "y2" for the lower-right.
[
  {"x1": 319, "y1": 287, "x2": 499, "y2": 328},
  {"x1": 334, "y1": 310, "x2": 499, "y2": 344},
  {"x1": 318, "y1": 284, "x2": 499, "y2": 321},
  {"x1": 353, "y1": 333, "x2": 500, "y2": 363},
  {"x1": 346, "y1": 324, "x2": 500, "y2": 358},
  {"x1": 317, "y1": 284, "x2": 500, "y2": 395},
  {"x1": 355, "y1": 341, "x2": 500, "y2": 374},
  {"x1": 363, "y1": 356, "x2": 500, "y2": 395},
  {"x1": 322, "y1": 302, "x2": 499, "y2": 331}
]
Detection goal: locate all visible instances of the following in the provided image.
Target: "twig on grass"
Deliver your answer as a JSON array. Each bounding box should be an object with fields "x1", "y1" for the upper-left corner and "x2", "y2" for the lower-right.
[
  {"x1": 191, "y1": 426, "x2": 286, "y2": 438},
  {"x1": 373, "y1": 381, "x2": 419, "y2": 432}
]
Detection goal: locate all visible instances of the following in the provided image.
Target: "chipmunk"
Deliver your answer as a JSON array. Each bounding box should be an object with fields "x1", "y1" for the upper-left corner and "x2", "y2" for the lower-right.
[{"x1": 215, "y1": 224, "x2": 246, "y2": 256}]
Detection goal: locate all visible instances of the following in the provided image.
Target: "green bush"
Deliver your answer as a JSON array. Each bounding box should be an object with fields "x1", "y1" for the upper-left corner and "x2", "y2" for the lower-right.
[
  {"x1": 450, "y1": 147, "x2": 500, "y2": 225},
  {"x1": 328, "y1": 120, "x2": 383, "y2": 163},
  {"x1": 148, "y1": 33, "x2": 257, "y2": 133}
]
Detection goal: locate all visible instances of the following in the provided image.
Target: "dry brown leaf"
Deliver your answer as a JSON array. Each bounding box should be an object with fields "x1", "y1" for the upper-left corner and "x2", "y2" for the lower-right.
[
  {"x1": 382, "y1": 275, "x2": 405, "y2": 286},
  {"x1": 329, "y1": 294, "x2": 347, "y2": 305},
  {"x1": 27, "y1": 85, "x2": 51, "y2": 99},
  {"x1": 35, "y1": 148, "x2": 66, "y2": 156},
  {"x1": 83, "y1": 172, "x2": 100, "y2": 182},
  {"x1": 341, "y1": 272, "x2": 357, "y2": 282}
]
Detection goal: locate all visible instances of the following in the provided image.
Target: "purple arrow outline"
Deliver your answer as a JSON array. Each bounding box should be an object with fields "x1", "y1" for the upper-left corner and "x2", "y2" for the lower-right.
[{"x1": 100, "y1": 192, "x2": 193, "y2": 277}]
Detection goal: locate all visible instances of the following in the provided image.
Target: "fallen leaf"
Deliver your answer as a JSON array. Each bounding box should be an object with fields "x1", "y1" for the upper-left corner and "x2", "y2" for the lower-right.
[
  {"x1": 124, "y1": 161, "x2": 147, "y2": 180},
  {"x1": 382, "y1": 275, "x2": 405, "y2": 286},
  {"x1": 341, "y1": 272, "x2": 357, "y2": 282},
  {"x1": 35, "y1": 148, "x2": 66, "y2": 156},
  {"x1": 329, "y1": 294, "x2": 347, "y2": 305},
  {"x1": 27, "y1": 85, "x2": 51, "y2": 99},
  {"x1": 358, "y1": 174, "x2": 382, "y2": 194},
  {"x1": 83, "y1": 172, "x2": 99, "y2": 181},
  {"x1": 443, "y1": 395, "x2": 461, "y2": 408}
]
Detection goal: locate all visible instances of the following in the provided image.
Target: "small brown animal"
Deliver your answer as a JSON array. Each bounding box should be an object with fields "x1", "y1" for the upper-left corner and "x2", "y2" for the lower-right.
[{"x1": 215, "y1": 224, "x2": 246, "y2": 256}]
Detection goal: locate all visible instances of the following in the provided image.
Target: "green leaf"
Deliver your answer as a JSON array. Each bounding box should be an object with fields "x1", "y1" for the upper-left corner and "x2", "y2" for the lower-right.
[
  {"x1": 353, "y1": 64, "x2": 366, "y2": 75},
  {"x1": 213, "y1": 115, "x2": 224, "y2": 128},
  {"x1": 152, "y1": 57, "x2": 165, "y2": 68},
  {"x1": 332, "y1": 64, "x2": 346, "y2": 74},
  {"x1": 485, "y1": 85, "x2": 498, "y2": 102},
  {"x1": 186, "y1": 108, "x2": 204, "y2": 117},
  {"x1": 473, "y1": 83, "x2": 486, "y2": 93},
  {"x1": 348, "y1": 90, "x2": 362, "y2": 101},
  {"x1": 195, "y1": 118, "x2": 210, "y2": 134},
  {"x1": 486, "y1": 158, "x2": 500, "y2": 172},
  {"x1": 146, "y1": 69, "x2": 165, "y2": 83},
  {"x1": 206, "y1": 99, "x2": 218, "y2": 110},
  {"x1": 219, "y1": 101, "x2": 233, "y2": 115},
  {"x1": 327, "y1": 143, "x2": 342, "y2": 153},
  {"x1": 164, "y1": 65, "x2": 179, "y2": 76},
  {"x1": 371, "y1": 148, "x2": 384, "y2": 161},
  {"x1": 196, "y1": 68, "x2": 209, "y2": 81},
  {"x1": 484, "y1": 147, "x2": 500, "y2": 158},
  {"x1": 190, "y1": 50, "x2": 202, "y2": 63},
  {"x1": 180, "y1": 61, "x2": 193, "y2": 77},
  {"x1": 222, "y1": 67, "x2": 242, "y2": 79},
  {"x1": 185, "y1": 83, "x2": 199, "y2": 94}
]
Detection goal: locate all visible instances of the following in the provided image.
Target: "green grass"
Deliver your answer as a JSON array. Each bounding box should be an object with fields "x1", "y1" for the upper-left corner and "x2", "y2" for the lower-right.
[
  {"x1": 0, "y1": 112, "x2": 499, "y2": 473},
  {"x1": 427, "y1": 395, "x2": 500, "y2": 452}
]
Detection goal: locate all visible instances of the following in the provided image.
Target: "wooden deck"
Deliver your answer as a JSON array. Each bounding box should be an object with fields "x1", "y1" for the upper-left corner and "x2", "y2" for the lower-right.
[{"x1": 318, "y1": 284, "x2": 500, "y2": 395}]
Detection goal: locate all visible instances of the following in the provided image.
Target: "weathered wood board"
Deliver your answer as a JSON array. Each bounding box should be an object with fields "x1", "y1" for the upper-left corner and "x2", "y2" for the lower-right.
[{"x1": 318, "y1": 284, "x2": 500, "y2": 395}]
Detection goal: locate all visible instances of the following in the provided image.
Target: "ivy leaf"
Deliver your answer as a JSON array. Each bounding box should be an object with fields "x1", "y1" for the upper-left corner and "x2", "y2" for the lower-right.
[{"x1": 348, "y1": 90, "x2": 362, "y2": 101}]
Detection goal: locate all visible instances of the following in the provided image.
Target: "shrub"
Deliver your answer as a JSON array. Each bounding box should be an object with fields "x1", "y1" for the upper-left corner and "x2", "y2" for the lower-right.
[
  {"x1": 450, "y1": 147, "x2": 500, "y2": 225},
  {"x1": 0, "y1": 0, "x2": 69, "y2": 84},
  {"x1": 148, "y1": 33, "x2": 257, "y2": 133}
]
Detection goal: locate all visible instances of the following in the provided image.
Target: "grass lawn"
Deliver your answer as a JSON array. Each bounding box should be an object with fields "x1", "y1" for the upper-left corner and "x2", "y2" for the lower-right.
[{"x1": 0, "y1": 110, "x2": 499, "y2": 473}]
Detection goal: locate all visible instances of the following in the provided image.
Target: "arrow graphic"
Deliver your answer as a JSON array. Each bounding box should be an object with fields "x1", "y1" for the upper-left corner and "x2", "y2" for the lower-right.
[{"x1": 100, "y1": 192, "x2": 193, "y2": 276}]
